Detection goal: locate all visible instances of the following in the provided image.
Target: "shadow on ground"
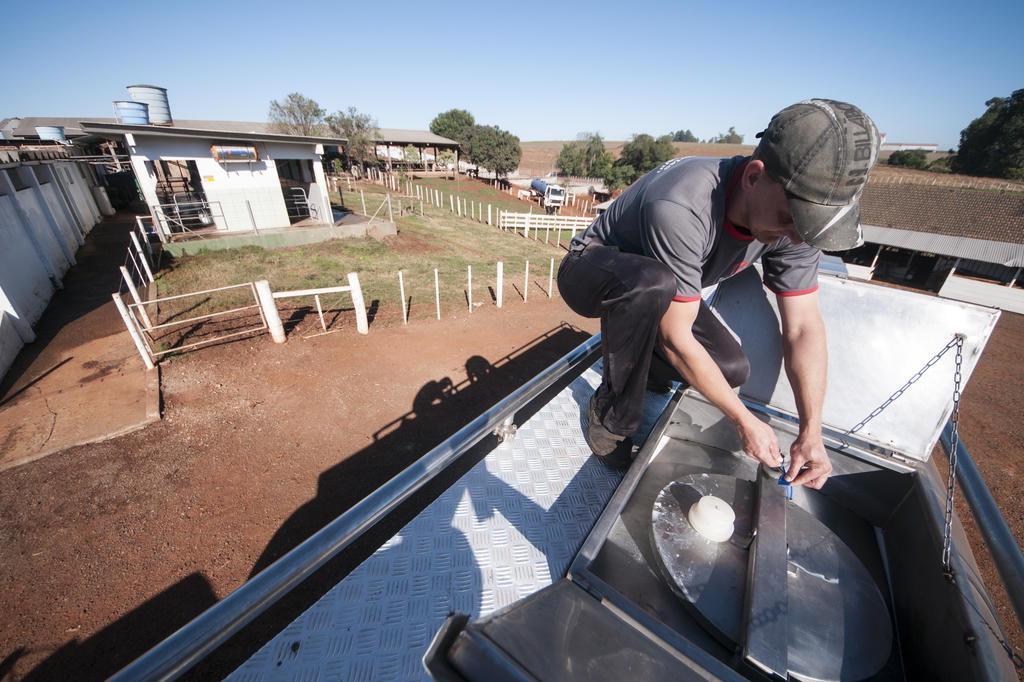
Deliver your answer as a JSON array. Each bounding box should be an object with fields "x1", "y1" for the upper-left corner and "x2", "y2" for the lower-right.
[{"x1": 21, "y1": 322, "x2": 592, "y2": 680}]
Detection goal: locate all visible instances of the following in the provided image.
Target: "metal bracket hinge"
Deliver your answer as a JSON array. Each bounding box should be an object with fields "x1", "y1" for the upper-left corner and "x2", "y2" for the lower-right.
[{"x1": 493, "y1": 416, "x2": 517, "y2": 443}]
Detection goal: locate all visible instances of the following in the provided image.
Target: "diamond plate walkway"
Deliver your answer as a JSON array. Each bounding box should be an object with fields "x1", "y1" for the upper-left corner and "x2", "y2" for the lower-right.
[{"x1": 229, "y1": 361, "x2": 672, "y2": 681}]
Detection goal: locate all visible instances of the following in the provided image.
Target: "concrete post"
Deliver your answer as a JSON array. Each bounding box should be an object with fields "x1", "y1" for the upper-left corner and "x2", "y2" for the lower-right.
[
  {"x1": 386, "y1": 194, "x2": 394, "y2": 223},
  {"x1": 524, "y1": 261, "x2": 529, "y2": 303},
  {"x1": 0, "y1": 169, "x2": 63, "y2": 287},
  {"x1": 112, "y1": 293, "x2": 155, "y2": 370},
  {"x1": 120, "y1": 266, "x2": 153, "y2": 329},
  {"x1": 360, "y1": 190, "x2": 367, "y2": 215},
  {"x1": 399, "y1": 270, "x2": 407, "y2": 325},
  {"x1": 255, "y1": 280, "x2": 285, "y2": 343},
  {"x1": 434, "y1": 269, "x2": 441, "y2": 320},
  {"x1": 467, "y1": 265, "x2": 472, "y2": 312},
  {"x1": 346, "y1": 272, "x2": 369, "y2": 334},
  {"x1": 496, "y1": 261, "x2": 503, "y2": 308},
  {"x1": 548, "y1": 258, "x2": 554, "y2": 298}
]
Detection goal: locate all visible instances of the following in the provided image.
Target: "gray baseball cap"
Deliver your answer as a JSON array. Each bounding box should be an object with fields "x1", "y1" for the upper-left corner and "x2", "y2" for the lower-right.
[{"x1": 755, "y1": 99, "x2": 880, "y2": 250}]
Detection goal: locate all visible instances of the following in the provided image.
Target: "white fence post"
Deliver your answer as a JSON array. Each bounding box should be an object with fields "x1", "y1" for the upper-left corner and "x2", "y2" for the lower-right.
[
  {"x1": 130, "y1": 232, "x2": 155, "y2": 283},
  {"x1": 399, "y1": 270, "x2": 408, "y2": 325},
  {"x1": 548, "y1": 258, "x2": 554, "y2": 298},
  {"x1": 496, "y1": 261, "x2": 503, "y2": 308},
  {"x1": 488, "y1": 204, "x2": 492, "y2": 225},
  {"x1": 386, "y1": 194, "x2": 394, "y2": 222},
  {"x1": 112, "y1": 293, "x2": 155, "y2": 370},
  {"x1": 523, "y1": 261, "x2": 529, "y2": 303},
  {"x1": 255, "y1": 280, "x2": 285, "y2": 343},
  {"x1": 467, "y1": 265, "x2": 473, "y2": 312},
  {"x1": 434, "y1": 268, "x2": 441, "y2": 320},
  {"x1": 450, "y1": 194, "x2": 455, "y2": 212},
  {"x1": 360, "y1": 190, "x2": 367, "y2": 215},
  {"x1": 347, "y1": 272, "x2": 369, "y2": 334},
  {"x1": 119, "y1": 266, "x2": 153, "y2": 329}
]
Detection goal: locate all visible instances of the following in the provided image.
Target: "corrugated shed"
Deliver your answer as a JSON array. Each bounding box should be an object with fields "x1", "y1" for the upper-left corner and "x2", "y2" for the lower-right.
[
  {"x1": 861, "y1": 183, "x2": 1024, "y2": 245},
  {"x1": 861, "y1": 225, "x2": 1024, "y2": 267}
]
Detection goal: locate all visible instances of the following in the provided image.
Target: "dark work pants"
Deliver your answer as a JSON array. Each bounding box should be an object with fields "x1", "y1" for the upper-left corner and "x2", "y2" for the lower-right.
[{"x1": 557, "y1": 240, "x2": 750, "y2": 437}]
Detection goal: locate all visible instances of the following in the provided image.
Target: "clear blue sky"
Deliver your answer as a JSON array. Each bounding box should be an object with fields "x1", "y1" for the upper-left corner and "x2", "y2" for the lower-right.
[{"x1": 3, "y1": 0, "x2": 1021, "y2": 149}]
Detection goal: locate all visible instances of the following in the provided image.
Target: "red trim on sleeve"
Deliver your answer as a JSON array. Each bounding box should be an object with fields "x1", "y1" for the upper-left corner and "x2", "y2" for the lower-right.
[
  {"x1": 673, "y1": 294, "x2": 702, "y2": 302},
  {"x1": 766, "y1": 283, "x2": 819, "y2": 297}
]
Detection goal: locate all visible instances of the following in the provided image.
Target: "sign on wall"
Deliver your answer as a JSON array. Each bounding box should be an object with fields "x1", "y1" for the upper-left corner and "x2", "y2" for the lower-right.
[{"x1": 211, "y1": 145, "x2": 259, "y2": 163}]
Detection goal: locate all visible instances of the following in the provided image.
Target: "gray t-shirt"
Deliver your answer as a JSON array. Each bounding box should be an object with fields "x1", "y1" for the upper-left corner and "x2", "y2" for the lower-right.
[{"x1": 576, "y1": 156, "x2": 821, "y2": 301}]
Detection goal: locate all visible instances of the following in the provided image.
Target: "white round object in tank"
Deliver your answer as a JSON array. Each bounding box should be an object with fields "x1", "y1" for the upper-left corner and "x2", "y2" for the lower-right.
[{"x1": 687, "y1": 495, "x2": 736, "y2": 542}]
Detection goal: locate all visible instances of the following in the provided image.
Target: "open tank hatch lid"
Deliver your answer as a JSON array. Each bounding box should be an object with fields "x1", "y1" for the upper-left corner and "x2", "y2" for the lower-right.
[{"x1": 710, "y1": 267, "x2": 1000, "y2": 462}]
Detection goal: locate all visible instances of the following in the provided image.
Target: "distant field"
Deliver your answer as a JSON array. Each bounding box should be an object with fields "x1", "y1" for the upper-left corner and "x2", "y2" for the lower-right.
[
  {"x1": 518, "y1": 141, "x2": 754, "y2": 176},
  {"x1": 520, "y1": 141, "x2": 1024, "y2": 192}
]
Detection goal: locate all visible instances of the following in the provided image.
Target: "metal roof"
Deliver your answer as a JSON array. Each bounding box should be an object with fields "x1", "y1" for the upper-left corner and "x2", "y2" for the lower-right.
[
  {"x1": 373, "y1": 128, "x2": 458, "y2": 146},
  {"x1": 861, "y1": 182, "x2": 1024, "y2": 245},
  {"x1": 861, "y1": 224, "x2": 1024, "y2": 267},
  {"x1": 78, "y1": 121, "x2": 347, "y2": 146},
  {"x1": 9, "y1": 117, "x2": 457, "y2": 146}
]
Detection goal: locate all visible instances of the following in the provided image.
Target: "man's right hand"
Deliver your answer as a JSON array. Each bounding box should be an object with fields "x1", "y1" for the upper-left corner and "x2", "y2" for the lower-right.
[{"x1": 736, "y1": 413, "x2": 782, "y2": 468}]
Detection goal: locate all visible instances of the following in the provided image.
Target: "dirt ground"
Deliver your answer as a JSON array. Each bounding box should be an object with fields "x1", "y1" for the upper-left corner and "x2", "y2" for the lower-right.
[
  {"x1": 0, "y1": 296, "x2": 599, "y2": 680},
  {"x1": 1, "y1": 293, "x2": 1022, "y2": 679}
]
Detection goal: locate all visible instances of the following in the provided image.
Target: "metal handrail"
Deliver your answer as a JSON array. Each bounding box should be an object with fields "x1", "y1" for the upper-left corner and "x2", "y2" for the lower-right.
[
  {"x1": 940, "y1": 422, "x2": 1024, "y2": 629},
  {"x1": 111, "y1": 334, "x2": 602, "y2": 681}
]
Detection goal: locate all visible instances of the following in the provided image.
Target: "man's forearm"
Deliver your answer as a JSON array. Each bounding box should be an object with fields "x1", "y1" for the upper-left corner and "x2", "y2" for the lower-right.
[
  {"x1": 783, "y1": 320, "x2": 827, "y2": 433},
  {"x1": 659, "y1": 331, "x2": 749, "y2": 424}
]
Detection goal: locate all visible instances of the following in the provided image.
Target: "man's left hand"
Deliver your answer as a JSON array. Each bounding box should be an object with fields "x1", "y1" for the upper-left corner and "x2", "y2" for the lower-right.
[{"x1": 786, "y1": 432, "x2": 832, "y2": 489}]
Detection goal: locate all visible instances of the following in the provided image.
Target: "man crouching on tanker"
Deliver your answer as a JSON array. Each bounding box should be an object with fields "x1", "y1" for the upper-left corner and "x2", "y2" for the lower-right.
[{"x1": 557, "y1": 99, "x2": 880, "y2": 489}]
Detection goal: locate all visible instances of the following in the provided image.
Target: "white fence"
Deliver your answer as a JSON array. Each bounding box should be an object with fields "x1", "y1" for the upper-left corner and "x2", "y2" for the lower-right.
[
  {"x1": 113, "y1": 274, "x2": 369, "y2": 368},
  {"x1": 1, "y1": 161, "x2": 103, "y2": 382},
  {"x1": 498, "y1": 212, "x2": 593, "y2": 247}
]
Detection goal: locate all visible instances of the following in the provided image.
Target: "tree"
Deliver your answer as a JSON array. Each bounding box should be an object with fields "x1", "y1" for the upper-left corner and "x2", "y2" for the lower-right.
[
  {"x1": 326, "y1": 107, "x2": 379, "y2": 167},
  {"x1": 671, "y1": 129, "x2": 698, "y2": 142},
  {"x1": 429, "y1": 109, "x2": 476, "y2": 151},
  {"x1": 557, "y1": 133, "x2": 613, "y2": 178},
  {"x1": 268, "y1": 93, "x2": 325, "y2": 136},
  {"x1": 605, "y1": 164, "x2": 637, "y2": 191},
  {"x1": 710, "y1": 126, "x2": 744, "y2": 144},
  {"x1": 952, "y1": 90, "x2": 1024, "y2": 179},
  {"x1": 619, "y1": 134, "x2": 676, "y2": 172},
  {"x1": 887, "y1": 149, "x2": 929, "y2": 169},
  {"x1": 466, "y1": 125, "x2": 521, "y2": 178},
  {"x1": 557, "y1": 142, "x2": 587, "y2": 176},
  {"x1": 601, "y1": 134, "x2": 675, "y2": 190}
]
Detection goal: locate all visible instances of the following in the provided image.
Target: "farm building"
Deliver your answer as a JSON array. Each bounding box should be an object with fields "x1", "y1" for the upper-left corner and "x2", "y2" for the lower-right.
[
  {"x1": 80, "y1": 119, "x2": 342, "y2": 235},
  {"x1": 0, "y1": 142, "x2": 106, "y2": 378},
  {"x1": 842, "y1": 182, "x2": 1024, "y2": 313},
  {"x1": 880, "y1": 142, "x2": 941, "y2": 152}
]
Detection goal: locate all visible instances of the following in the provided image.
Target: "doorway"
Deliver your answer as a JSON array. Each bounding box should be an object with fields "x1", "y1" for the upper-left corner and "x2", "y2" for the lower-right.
[{"x1": 276, "y1": 159, "x2": 315, "y2": 224}]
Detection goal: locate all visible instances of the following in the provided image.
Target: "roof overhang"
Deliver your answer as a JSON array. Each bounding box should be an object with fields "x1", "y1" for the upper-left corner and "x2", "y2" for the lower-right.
[
  {"x1": 79, "y1": 121, "x2": 347, "y2": 146},
  {"x1": 861, "y1": 224, "x2": 1024, "y2": 268}
]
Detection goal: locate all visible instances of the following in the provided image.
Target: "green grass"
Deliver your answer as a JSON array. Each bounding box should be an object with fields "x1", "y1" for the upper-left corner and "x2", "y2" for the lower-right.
[{"x1": 154, "y1": 178, "x2": 568, "y2": 322}]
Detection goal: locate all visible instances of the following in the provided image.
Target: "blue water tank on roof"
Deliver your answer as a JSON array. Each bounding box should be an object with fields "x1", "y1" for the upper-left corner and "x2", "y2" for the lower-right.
[
  {"x1": 127, "y1": 84, "x2": 173, "y2": 126},
  {"x1": 113, "y1": 100, "x2": 150, "y2": 125}
]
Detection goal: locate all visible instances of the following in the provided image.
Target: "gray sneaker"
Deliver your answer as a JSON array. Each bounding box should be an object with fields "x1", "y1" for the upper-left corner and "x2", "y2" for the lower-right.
[{"x1": 585, "y1": 393, "x2": 634, "y2": 468}]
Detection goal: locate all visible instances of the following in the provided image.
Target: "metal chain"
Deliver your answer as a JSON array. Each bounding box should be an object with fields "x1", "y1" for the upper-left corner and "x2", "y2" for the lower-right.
[
  {"x1": 843, "y1": 336, "x2": 963, "y2": 440},
  {"x1": 942, "y1": 334, "x2": 966, "y2": 574}
]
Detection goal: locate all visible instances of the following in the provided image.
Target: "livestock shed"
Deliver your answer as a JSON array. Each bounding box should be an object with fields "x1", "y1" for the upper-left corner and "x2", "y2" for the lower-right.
[
  {"x1": 841, "y1": 182, "x2": 1024, "y2": 313},
  {"x1": 0, "y1": 151, "x2": 104, "y2": 380},
  {"x1": 80, "y1": 121, "x2": 344, "y2": 236}
]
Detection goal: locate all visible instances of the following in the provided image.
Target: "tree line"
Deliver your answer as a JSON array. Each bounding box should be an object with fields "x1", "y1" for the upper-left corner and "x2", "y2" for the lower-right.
[
  {"x1": 557, "y1": 126, "x2": 745, "y2": 190},
  {"x1": 268, "y1": 96, "x2": 522, "y2": 178}
]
